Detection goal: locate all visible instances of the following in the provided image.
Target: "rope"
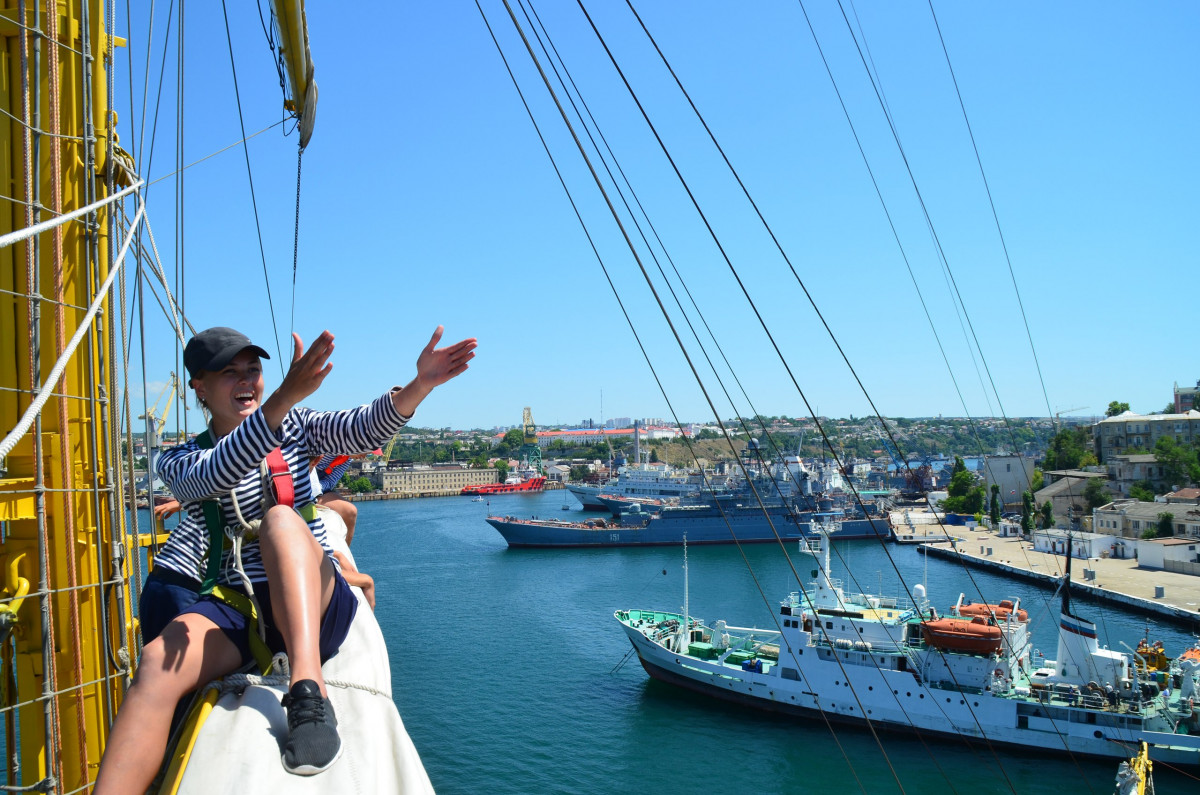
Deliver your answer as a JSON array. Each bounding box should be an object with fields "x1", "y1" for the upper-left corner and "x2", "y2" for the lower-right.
[
  {"x1": 43, "y1": 3, "x2": 89, "y2": 782},
  {"x1": 0, "y1": 202, "x2": 146, "y2": 462},
  {"x1": 0, "y1": 181, "x2": 142, "y2": 250},
  {"x1": 220, "y1": 0, "x2": 285, "y2": 375}
]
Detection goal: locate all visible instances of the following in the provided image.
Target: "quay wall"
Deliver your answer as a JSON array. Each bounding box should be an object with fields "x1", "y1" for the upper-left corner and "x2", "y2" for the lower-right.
[
  {"x1": 347, "y1": 480, "x2": 563, "y2": 502},
  {"x1": 920, "y1": 542, "x2": 1200, "y2": 629}
]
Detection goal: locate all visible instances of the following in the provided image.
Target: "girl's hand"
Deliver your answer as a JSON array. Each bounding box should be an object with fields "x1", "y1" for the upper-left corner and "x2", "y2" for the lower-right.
[
  {"x1": 263, "y1": 331, "x2": 334, "y2": 430},
  {"x1": 414, "y1": 326, "x2": 477, "y2": 391}
]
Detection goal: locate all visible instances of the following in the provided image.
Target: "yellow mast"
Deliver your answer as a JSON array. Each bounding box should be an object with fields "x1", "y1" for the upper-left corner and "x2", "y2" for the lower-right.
[{"x1": 0, "y1": 2, "x2": 132, "y2": 792}]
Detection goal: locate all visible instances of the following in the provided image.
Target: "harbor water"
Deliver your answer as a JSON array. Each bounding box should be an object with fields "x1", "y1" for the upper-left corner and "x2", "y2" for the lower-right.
[{"x1": 351, "y1": 491, "x2": 1195, "y2": 794}]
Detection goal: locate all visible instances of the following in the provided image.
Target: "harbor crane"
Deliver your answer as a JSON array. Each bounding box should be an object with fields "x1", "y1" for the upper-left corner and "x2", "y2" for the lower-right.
[
  {"x1": 138, "y1": 372, "x2": 181, "y2": 448},
  {"x1": 520, "y1": 407, "x2": 542, "y2": 475}
]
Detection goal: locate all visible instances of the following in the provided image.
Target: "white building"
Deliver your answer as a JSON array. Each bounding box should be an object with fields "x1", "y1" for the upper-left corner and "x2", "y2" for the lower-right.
[{"x1": 1031, "y1": 528, "x2": 1109, "y2": 559}]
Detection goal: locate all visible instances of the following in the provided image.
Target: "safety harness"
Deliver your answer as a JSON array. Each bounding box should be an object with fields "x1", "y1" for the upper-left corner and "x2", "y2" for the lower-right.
[{"x1": 194, "y1": 430, "x2": 317, "y2": 673}]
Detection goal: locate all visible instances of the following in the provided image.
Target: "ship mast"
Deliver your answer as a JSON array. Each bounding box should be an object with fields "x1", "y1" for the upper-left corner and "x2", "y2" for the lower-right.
[{"x1": 682, "y1": 533, "x2": 690, "y2": 654}]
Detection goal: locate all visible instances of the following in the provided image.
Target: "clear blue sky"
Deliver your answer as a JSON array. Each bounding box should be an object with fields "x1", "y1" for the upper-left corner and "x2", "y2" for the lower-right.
[{"x1": 124, "y1": 2, "x2": 1198, "y2": 433}]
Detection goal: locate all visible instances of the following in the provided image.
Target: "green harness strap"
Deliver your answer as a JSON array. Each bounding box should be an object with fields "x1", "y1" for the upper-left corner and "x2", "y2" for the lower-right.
[
  {"x1": 191, "y1": 431, "x2": 317, "y2": 673},
  {"x1": 194, "y1": 431, "x2": 226, "y2": 595}
]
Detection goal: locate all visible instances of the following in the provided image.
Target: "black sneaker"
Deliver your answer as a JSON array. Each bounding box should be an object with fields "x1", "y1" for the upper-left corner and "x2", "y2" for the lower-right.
[{"x1": 280, "y1": 679, "x2": 342, "y2": 775}]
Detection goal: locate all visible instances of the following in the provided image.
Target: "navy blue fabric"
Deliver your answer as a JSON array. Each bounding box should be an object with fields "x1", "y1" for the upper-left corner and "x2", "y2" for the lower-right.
[
  {"x1": 139, "y1": 568, "x2": 202, "y2": 645},
  {"x1": 178, "y1": 562, "x2": 359, "y2": 667}
]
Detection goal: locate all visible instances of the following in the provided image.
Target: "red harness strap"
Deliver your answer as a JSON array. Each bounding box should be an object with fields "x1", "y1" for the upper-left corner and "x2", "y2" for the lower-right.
[{"x1": 265, "y1": 447, "x2": 294, "y2": 508}]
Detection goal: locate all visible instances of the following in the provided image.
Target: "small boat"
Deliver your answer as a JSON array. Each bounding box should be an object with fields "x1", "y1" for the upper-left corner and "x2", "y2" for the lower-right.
[
  {"x1": 472, "y1": 495, "x2": 485, "y2": 502},
  {"x1": 920, "y1": 616, "x2": 1004, "y2": 654},
  {"x1": 952, "y1": 596, "x2": 1029, "y2": 623}
]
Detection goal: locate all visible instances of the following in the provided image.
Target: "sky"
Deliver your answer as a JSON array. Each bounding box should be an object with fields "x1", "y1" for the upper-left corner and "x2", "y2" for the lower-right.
[{"x1": 121, "y1": 1, "x2": 1199, "y2": 434}]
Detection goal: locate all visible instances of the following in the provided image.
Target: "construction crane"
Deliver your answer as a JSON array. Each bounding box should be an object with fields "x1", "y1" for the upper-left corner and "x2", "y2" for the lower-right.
[
  {"x1": 380, "y1": 434, "x2": 400, "y2": 464},
  {"x1": 520, "y1": 406, "x2": 542, "y2": 475},
  {"x1": 1053, "y1": 405, "x2": 1088, "y2": 433},
  {"x1": 138, "y1": 372, "x2": 181, "y2": 448}
]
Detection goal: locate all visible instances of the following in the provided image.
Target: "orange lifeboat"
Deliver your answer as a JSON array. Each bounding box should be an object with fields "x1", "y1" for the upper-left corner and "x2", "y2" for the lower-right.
[
  {"x1": 921, "y1": 617, "x2": 1003, "y2": 654},
  {"x1": 955, "y1": 599, "x2": 1028, "y2": 623}
]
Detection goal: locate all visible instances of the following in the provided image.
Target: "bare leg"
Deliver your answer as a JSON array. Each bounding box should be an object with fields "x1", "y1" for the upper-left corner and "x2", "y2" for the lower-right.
[
  {"x1": 258, "y1": 505, "x2": 336, "y2": 694},
  {"x1": 318, "y1": 493, "x2": 358, "y2": 545},
  {"x1": 94, "y1": 614, "x2": 242, "y2": 794}
]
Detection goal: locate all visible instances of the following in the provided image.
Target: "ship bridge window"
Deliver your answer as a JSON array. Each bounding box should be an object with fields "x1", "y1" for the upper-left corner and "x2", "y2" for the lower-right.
[
  {"x1": 826, "y1": 621, "x2": 833, "y2": 630},
  {"x1": 782, "y1": 667, "x2": 800, "y2": 681}
]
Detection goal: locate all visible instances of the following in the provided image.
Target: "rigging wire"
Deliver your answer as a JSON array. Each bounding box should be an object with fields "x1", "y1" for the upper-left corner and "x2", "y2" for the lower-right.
[
  {"x1": 219, "y1": 0, "x2": 285, "y2": 374},
  {"x1": 146, "y1": 120, "x2": 288, "y2": 188},
  {"x1": 818, "y1": 0, "x2": 1080, "y2": 680},
  {"x1": 176, "y1": 0, "x2": 186, "y2": 437},
  {"x1": 924, "y1": 0, "x2": 1055, "y2": 426},
  {"x1": 488, "y1": 2, "x2": 917, "y2": 789},
  {"x1": 829, "y1": 0, "x2": 1030, "y2": 471},
  {"x1": 520, "y1": 1, "x2": 787, "y2": 459},
  {"x1": 571, "y1": 3, "x2": 1018, "y2": 780}
]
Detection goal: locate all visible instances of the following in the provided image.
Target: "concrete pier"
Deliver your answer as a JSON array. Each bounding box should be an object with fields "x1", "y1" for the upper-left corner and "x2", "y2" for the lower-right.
[{"x1": 920, "y1": 529, "x2": 1200, "y2": 628}]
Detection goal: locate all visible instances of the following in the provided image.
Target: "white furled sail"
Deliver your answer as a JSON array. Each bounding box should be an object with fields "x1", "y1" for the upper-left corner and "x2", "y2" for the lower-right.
[{"x1": 168, "y1": 507, "x2": 433, "y2": 793}]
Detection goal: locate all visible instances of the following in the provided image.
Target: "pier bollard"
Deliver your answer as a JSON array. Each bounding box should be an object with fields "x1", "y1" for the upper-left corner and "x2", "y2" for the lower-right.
[{"x1": 1154, "y1": 585, "x2": 1165, "y2": 598}]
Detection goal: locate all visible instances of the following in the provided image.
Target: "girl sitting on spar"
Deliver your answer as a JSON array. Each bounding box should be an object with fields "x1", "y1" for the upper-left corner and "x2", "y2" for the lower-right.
[{"x1": 95, "y1": 325, "x2": 475, "y2": 790}]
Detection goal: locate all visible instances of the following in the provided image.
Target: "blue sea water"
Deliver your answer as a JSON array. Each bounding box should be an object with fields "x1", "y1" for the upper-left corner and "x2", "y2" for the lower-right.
[{"x1": 354, "y1": 491, "x2": 1198, "y2": 795}]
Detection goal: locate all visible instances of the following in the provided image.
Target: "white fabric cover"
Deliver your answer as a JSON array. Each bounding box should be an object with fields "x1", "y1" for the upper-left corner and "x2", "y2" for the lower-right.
[{"x1": 175, "y1": 506, "x2": 433, "y2": 793}]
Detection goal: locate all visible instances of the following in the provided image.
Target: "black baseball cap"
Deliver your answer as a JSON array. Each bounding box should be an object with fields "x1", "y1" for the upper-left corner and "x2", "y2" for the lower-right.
[{"x1": 184, "y1": 327, "x2": 270, "y2": 381}]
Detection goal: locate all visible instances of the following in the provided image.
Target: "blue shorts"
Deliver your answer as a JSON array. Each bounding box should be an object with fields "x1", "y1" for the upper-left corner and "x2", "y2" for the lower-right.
[
  {"x1": 179, "y1": 563, "x2": 358, "y2": 667},
  {"x1": 140, "y1": 567, "x2": 203, "y2": 645}
]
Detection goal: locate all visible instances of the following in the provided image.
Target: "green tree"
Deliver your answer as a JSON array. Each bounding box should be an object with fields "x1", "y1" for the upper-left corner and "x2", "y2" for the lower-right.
[
  {"x1": 989, "y1": 484, "x2": 1001, "y2": 526},
  {"x1": 569, "y1": 465, "x2": 590, "y2": 481},
  {"x1": 1031, "y1": 469, "x2": 1044, "y2": 491},
  {"x1": 943, "y1": 456, "x2": 985, "y2": 514},
  {"x1": 1129, "y1": 480, "x2": 1156, "y2": 502},
  {"x1": 649, "y1": 447, "x2": 660, "y2": 463},
  {"x1": 1153, "y1": 437, "x2": 1199, "y2": 488},
  {"x1": 1040, "y1": 501, "x2": 1054, "y2": 530},
  {"x1": 1157, "y1": 511, "x2": 1175, "y2": 538},
  {"x1": 493, "y1": 429, "x2": 525, "y2": 458},
  {"x1": 347, "y1": 476, "x2": 373, "y2": 494},
  {"x1": 1083, "y1": 478, "x2": 1112, "y2": 511},
  {"x1": 1042, "y1": 427, "x2": 1090, "y2": 471},
  {"x1": 1020, "y1": 490, "x2": 1035, "y2": 533},
  {"x1": 494, "y1": 460, "x2": 509, "y2": 483},
  {"x1": 1106, "y1": 401, "x2": 1130, "y2": 417}
]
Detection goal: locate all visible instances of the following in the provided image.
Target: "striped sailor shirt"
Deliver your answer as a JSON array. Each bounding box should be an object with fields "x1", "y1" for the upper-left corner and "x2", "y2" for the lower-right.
[{"x1": 154, "y1": 390, "x2": 409, "y2": 586}]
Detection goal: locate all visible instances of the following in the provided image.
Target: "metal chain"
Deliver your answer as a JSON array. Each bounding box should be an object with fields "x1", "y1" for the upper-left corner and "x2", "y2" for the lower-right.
[{"x1": 289, "y1": 147, "x2": 302, "y2": 338}]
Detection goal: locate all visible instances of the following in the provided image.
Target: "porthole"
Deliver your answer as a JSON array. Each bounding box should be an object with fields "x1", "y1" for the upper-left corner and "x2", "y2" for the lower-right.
[{"x1": 919, "y1": 694, "x2": 924, "y2": 699}]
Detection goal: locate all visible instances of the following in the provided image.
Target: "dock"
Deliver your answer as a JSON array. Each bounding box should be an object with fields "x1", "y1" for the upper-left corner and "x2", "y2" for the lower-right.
[
  {"x1": 920, "y1": 530, "x2": 1200, "y2": 629},
  {"x1": 347, "y1": 480, "x2": 564, "y2": 502}
]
